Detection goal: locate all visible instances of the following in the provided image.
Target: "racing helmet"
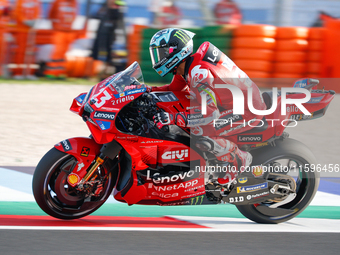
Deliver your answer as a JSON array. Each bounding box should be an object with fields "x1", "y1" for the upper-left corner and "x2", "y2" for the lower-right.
[{"x1": 149, "y1": 28, "x2": 195, "y2": 77}]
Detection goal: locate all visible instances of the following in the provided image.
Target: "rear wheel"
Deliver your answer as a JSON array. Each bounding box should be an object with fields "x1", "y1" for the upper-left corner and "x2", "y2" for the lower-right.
[
  {"x1": 236, "y1": 138, "x2": 319, "y2": 224},
  {"x1": 32, "y1": 148, "x2": 117, "y2": 219}
]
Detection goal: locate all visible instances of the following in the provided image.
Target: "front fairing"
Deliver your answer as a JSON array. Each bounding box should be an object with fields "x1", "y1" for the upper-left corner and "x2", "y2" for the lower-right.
[{"x1": 75, "y1": 62, "x2": 146, "y2": 144}]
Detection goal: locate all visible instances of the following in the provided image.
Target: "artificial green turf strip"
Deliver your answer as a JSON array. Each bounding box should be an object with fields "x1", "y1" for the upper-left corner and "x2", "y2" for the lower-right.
[{"x1": 0, "y1": 202, "x2": 340, "y2": 219}]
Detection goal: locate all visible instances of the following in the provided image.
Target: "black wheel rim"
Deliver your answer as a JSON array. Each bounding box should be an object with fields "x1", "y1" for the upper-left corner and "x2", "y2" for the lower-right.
[
  {"x1": 251, "y1": 156, "x2": 317, "y2": 220},
  {"x1": 42, "y1": 155, "x2": 113, "y2": 218}
]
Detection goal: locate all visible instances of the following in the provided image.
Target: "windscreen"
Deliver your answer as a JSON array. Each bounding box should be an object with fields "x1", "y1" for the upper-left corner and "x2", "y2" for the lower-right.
[{"x1": 105, "y1": 61, "x2": 144, "y2": 94}]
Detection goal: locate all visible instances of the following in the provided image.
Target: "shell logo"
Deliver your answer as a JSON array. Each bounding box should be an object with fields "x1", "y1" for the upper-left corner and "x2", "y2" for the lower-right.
[
  {"x1": 252, "y1": 166, "x2": 264, "y2": 178},
  {"x1": 67, "y1": 173, "x2": 80, "y2": 187}
]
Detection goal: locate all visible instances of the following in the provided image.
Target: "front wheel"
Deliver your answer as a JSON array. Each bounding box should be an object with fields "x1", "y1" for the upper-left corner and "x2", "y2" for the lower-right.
[
  {"x1": 236, "y1": 138, "x2": 319, "y2": 224},
  {"x1": 32, "y1": 148, "x2": 117, "y2": 219}
]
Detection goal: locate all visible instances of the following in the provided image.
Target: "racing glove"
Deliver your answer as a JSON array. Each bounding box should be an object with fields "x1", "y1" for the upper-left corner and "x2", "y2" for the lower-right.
[{"x1": 153, "y1": 111, "x2": 188, "y2": 129}]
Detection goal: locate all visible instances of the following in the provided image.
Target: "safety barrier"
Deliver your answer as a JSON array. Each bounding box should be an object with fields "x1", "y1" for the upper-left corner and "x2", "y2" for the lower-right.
[
  {"x1": 321, "y1": 20, "x2": 340, "y2": 78},
  {"x1": 272, "y1": 27, "x2": 309, "y2": 87},
  {"x1": 0, "y1": 28, "x2": 87, "y2": 78},
  {"x1": 307, "y1": 27, "x2": 325, "y2": 78},
  {"x1": 35, "y1": 30, "x2": 54, "y2": 44},
  {"x1": 0, "y1": 26, "x2": 6, "y2": 76},
  {"x1": 230, "y1": 24, "x2": 276, "y2": 87},
  {"x1": 229, "y1": 24, "x2": 339, "y2": 92},
  {"x1": 65, "y1": 56, "x2": 102, "y2": 78},
  {"x1": 1, "y1": 21, "x2": 340, "y2": 93}
]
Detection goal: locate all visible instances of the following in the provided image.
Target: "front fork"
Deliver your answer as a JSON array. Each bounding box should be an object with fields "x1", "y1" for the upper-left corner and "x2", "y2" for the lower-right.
[
  {"x1": 78, "y1": 140, "x2": 122, "y2": 188},
  {"x1": 77, "y1": 154, "x2": 105, "y2": 190},
  {"x1": 55, "y1": 137, "x2": 122, "y2": 188}
]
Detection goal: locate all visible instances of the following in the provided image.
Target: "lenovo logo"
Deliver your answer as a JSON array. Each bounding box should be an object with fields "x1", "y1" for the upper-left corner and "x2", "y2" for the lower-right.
[
  {"x1": 238, "y1": 135, "x2": 263, "y2": 143},
  {"x1": 93, "y1": 111, "x2": 116, "y2": 120}
]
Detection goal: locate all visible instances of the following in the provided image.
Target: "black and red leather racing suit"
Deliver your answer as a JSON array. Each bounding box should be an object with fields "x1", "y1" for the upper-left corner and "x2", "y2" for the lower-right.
[{"x1": 153, "y1": 42, "x2": 266, "y2": 183}]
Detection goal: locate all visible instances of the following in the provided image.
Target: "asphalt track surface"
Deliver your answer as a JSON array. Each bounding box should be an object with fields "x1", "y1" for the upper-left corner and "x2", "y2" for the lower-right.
[
  {"x1": 0, "y1": 84, "x2": 339, "y2": 254},
  {"x1": 1, "y1": 230, "x2": 340, "y2": 255}
]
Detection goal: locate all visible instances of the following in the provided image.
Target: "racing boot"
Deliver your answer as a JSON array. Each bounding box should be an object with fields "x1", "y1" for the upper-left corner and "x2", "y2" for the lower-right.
[
  {"x1": 195, "y1": 136, "x2": 252, "y2": 185},
  {"x1": 216, "y1": 147, "x2": 252, "y2": 185}
]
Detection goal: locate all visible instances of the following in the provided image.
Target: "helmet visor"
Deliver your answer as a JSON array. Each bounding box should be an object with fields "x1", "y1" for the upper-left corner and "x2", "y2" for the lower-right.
[{"x1": 149, "y1": 46, "x2": 172, "y2": 68}]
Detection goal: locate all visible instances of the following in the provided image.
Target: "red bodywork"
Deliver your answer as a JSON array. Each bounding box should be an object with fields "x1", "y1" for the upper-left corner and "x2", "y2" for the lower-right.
[
  {"x1": 54, "y1": 70, "x2": 335, "y2": 206},
  {"x1": 227, "y1": 90, "x2": 335, "y2": 147},
  {"x1": 60, "y1": 86, "x2": 207, "y2": 205}
]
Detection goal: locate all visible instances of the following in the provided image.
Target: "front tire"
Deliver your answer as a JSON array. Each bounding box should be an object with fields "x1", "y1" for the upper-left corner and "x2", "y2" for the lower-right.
[
  {"x1": 236, "y1": 138, "x2": 319, "y2": 224},
  {"x1": 32, "y1": 148, "x2": 117, "y2": 219}
]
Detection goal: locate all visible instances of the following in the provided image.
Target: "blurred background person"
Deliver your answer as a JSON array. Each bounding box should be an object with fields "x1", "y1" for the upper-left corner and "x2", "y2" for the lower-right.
[
  {"x1": 10, "y1": 0, "x2": 40, "y2": 79},
  {"x1": 0, "y1": 0, "x2": 10, "y2": 21},
  {"x1": 311, "y1": 11, "x2": 337, "y2": 27},
  {"x1": 159, "y1": 0, "x2": 182, "y2": 27},
  {"x1": 91, "y1": 0, "x2": 126, "y2": 80},
  {"x1": 44, "y1": 0, "x2": 78, "y2": 79},
  {"x1": 148, "y1": 0, "x2": 163, "y2": 26},
  {"x1": 214, "y1": 0, "x2": 242, "y2": 25}
]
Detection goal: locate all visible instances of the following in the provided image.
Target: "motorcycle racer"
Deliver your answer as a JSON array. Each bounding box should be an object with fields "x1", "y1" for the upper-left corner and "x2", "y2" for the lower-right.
[{"x1": 148, "y1": 28, "x2": 266, "y2": 185}]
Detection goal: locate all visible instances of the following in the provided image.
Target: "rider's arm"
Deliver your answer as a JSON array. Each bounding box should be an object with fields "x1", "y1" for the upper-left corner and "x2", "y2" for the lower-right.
[
  {"x1": 151, "y1": 74, "x2": 188, "y2": 91},
  {"x1": 186, "y1": 89, "x2": 220, "y2": 127},
  {"x1": 186, "y1": 69, "x2": 220, "y2": 127},
  {"x1": 154, "y1": 69, "x2": 221, "y2": 129}
]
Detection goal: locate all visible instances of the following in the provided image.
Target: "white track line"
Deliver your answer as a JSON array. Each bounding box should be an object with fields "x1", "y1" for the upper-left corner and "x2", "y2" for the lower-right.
[
  {"x1": 167, "y1": 216, "x2": 340, "y2": 233},
  {"x1": 1, "y1": 217, "x2": 340, "y2": 232}
]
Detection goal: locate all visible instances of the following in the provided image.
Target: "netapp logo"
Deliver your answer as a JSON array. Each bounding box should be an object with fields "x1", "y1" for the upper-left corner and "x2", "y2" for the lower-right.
[
  {"x1": 93, "y1": 111, "x2": 116, "y2": 120},
  {"x1": 238, "y1": 135, "x2": 263, "y2": 143}
]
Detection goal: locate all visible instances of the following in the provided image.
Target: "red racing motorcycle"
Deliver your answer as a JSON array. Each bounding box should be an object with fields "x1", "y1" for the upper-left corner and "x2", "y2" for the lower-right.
[{"x1": 32, "y1": 62, "x2": 335, "y2": 223}]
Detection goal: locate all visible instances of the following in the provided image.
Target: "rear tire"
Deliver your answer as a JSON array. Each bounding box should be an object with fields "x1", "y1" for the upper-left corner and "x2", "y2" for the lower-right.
[{"x1": 236, "y1": 138, "x2": 319, "y2": 224}]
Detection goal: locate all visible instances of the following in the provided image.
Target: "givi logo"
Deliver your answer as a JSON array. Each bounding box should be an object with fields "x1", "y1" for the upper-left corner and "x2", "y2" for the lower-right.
[{"x1": 162, "y1": 149, "x2": 189, "y2": 160}]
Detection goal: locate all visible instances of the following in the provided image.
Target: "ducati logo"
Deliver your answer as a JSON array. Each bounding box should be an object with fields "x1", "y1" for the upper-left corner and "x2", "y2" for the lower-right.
[
  {"x1": 77, "y1": 163, "x2": 85, "y2": 172},
  {"x1": 191, "y1": 126, "x2": 203, "y2": 136},
  {"x1": 177, "y1": 118, "x2": 186, "y2": 127},
  {"x1": 191, "y1": 65, "x2": 208, "y2": 88},
  {"x1": 162, "y1": 149, "x2": 189, "y2": 160}
]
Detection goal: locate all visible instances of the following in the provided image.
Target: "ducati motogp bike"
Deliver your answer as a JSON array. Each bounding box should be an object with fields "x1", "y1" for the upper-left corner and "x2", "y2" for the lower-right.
[{"x1": 32, "y1": 62, "x2": 335, "y2": 223}]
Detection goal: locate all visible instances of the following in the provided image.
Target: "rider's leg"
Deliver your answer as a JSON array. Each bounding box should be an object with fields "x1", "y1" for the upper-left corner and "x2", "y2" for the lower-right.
[{"x1": 196, "y1": 136, "x2": 252, "y2": 184}]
